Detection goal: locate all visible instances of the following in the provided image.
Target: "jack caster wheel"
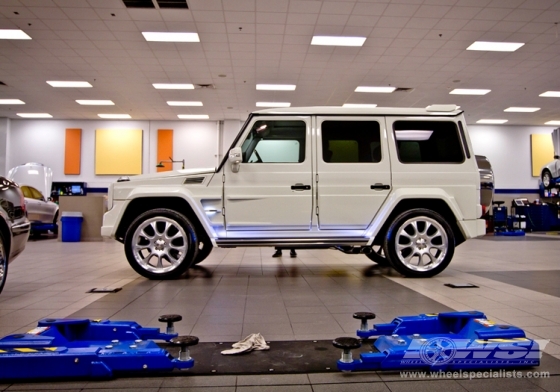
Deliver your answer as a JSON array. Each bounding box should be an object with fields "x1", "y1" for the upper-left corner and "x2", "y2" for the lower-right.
[
  {"x1": 353, "y1": 312, "x2": 376, "y2": 332},
  {"x1": 171, "y1": 335, "x2": 199, "y2": 362},
  {"x1": 159, "y1": 314, "x2": 183, "y2": 334},
  {"x1": 333, "y1": 337, "x2": 361, "y2": 364}
]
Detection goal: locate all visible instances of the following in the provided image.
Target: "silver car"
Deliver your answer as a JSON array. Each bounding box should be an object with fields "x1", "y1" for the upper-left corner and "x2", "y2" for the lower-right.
[
  {"x1": 7, "y1": 163, "x2": 59, "y2": 235},
  {"x1": 0, "y1": 176, "x2": 30, "y2": 293}
]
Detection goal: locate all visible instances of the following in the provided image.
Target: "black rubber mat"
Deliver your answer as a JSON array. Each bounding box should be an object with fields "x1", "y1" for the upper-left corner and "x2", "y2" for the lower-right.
[
  {"x1": 472, "y1": 270, "x2": 560, "y2": 298},
  {"x1": 161, "y1": 339, "x2": 560, "y2": 376}
]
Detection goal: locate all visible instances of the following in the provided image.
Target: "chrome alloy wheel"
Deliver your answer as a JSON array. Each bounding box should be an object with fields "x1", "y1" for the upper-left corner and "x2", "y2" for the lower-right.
[
  {"x1": 394, "y1": 216, "x2": 448, "y2": 272},
  {"x1": 131, "y1": 216, "x2": 189, "y2": 275}
]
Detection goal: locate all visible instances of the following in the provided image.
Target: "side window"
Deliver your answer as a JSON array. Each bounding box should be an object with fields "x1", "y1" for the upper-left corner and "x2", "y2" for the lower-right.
[
  {"x1": 29, "y1": 187, "x2": 44, "y2": 200},
  {"x1": 241, "y1": 120, "x2": 306, "y2": 163},
  {"x1": 20, "y1": 186, "x2": 32, "y2": 199},
  {"x1": 394, "y1": 121, "x2": 464, "y2": 163},
  {"x1": 321, "y1": 121, "x2": 381, "y2": 163}
]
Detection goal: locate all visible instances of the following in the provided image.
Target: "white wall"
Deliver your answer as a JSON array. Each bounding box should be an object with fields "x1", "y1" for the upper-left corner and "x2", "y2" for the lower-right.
[
  {"x1": 7, "y1": 119, "x2": 219, "y2": 189},
  {"x1": 468, "y1": 125, "x2": 554, "y2": 190}
]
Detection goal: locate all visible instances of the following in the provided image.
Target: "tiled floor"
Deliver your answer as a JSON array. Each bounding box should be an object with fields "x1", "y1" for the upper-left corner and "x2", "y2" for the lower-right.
[{"x1": 0, "y1": 233, "x2": 559, "y2": 391}]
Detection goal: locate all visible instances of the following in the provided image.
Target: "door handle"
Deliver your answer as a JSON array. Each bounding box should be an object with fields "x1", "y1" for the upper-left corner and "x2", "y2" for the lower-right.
[
  {"x1": 291, "y1": 184, "x2": 311, "y2": 191},
  {"x1": 370, "y1": 183, "x2": 390, "y2": 190}
]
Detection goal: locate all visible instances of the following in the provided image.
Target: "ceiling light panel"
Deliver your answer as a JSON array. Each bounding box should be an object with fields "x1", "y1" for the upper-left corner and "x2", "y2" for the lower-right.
[
  {"x1": 256, "y1": 84, "x2": 296, "y2": 91},
  {"x1": 545, "y1": 121, "x2": 560, "y2": 125},
  {"x1": 178, "y1": 114, "x2": 209, "y2": 119},
  {"x1": 0, "y1": 29, "x2": 31, "y2": 40},
  {"x1": 98, "y1": 114, "x2": 131, "y2": 119},
  {"x1": 256, "y1": 102, "x2": 291, "y2": 107},
  {"x1": 355, "y1": 86, "x2": 396, "y2": 93},
  {"x1": 311, "y1": 36, "x2": 366, "y2": 47},
  {"x1": 47, "y1": 81, "x2": 92, "y2": 88},
  {"x1": 467, "y1": 41, "x2": 524, "y2": 52},
  {"x1": 167, "y1": 101, "x2": 203, "y2": 106},
  {"x1": 342, "y1": 103, "x2": 378, "y2": 108},
  {"x1": 76, "y1": 100, "x2": 115, "y2": 105},
  {"x1": 17, "y1": 113, "x2": 52, "y2": 118},
  {"x1": 0, "y1": 99, "x2": 25, "y2": 104},
  {"x1": 504, "y1": 107, "x2": 540, "y2": 112},
  {"x1": 476, "y1": 119, "x2": 508, "y2": 124},
  {"x1": 539, "y1": 91, "x2": 560, "y2": 97},
  {"x1": 449, "y1": 89, "x2": 491, "y2": 95},
  {"x1": 153, "y1": 83, "x2": 194, "y2": 89},
  {"x1": 142, "y1": 32, "x2": 200, "y2": 42}
]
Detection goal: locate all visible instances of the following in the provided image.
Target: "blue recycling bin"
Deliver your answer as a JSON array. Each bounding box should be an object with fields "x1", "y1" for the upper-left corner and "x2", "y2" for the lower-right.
[{"x1": 61, "y1": 212, "x2": 83, "y2": 242}]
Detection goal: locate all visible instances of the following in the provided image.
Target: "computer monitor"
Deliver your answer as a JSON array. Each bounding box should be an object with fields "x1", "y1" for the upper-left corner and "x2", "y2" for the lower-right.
[{"x1": 71, "y1": 185, "x2": 82, "y2": 195}]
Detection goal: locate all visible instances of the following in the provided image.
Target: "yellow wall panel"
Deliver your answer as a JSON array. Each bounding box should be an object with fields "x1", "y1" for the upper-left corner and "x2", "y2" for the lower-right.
[
  {"x1": 95, "y1": 129, "x2": 142, "y2": 175},
  {"x1": 531, "y1": 134, "x2": 554, "y2": 177}
]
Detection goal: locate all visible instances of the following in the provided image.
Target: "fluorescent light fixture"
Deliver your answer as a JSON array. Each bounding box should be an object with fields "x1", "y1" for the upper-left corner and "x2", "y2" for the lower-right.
[
  {"x1": 142, "y1": 32, "x2": 200, "y2": 42},
  {"x1": 545, "y1": 121, "x2": 560, "y2": 125},
  {"x1": 98, "y1": 114, "x2": 131, "y2": 119},
  {"x1": 342, "y1": 103, "x2": 378, "y2": 108},
  {"x1": 167, "y1": 101, "x2": 203, "y2": 106},
  {"x1": 256, "y1": 102, "x2": 291, "y2": 107},
  {"x1": 504, "y1": 107, "x2": 540, "y2": 112},
  {"x1": 476, "y1": 119, "x2": 508, "y2": 124},
  {"x1": 17, "y1": 113, "x2": 52, "y2": 118},
  {"x1": 467, "y1": 41, "x2": 524, "y2": 52},
  {"x1": 178, "y1": 114, "x2": 209, "y2": 119},
  {"x1": 0, "y1": 29, "x2": 31, "y2": 40},
  {"x1": 153, "y1": 83, "x2": 194, "y2": 89},
  {"x1": 311, "y1": 36, "x2": 366, "y2": 47},
  {"x1": 449, "y1": 89, "x2": 491, "y2": 95},
  {"x1": 76, "y1": 100, "x2": 115, "y2": 105},
  {"x1": 47, "y1": 81, "x2": 92, "y2": 88},
  {"x1": 395, "y1": 130, "x2": 433, "y2": 141},
  {"x1": 539, "y1": 91, "x2": 560, "y2": 97},
  {"x1": 0, "y1": 99, "x2": 25, "y2": 104},
  {"x1": 256, "y1": 84, "x2": 296, "y2": 91},
  {"x1": 355, "y1": 86, "x2": 396, "y2": 93}
]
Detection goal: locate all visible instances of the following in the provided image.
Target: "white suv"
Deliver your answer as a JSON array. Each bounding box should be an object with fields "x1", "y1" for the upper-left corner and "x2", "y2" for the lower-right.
[{"x1": 102, "y1": 105, "x2": 491, "y2": 279}]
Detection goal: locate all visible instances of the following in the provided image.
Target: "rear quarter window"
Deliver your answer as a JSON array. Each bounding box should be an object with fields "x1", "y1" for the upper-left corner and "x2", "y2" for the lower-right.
[{"x1": 393, "y1": 120, "x2": 464, "y2": 164}]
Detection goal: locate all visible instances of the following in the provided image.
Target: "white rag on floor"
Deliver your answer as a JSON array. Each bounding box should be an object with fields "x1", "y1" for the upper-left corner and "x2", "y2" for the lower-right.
[{"x1": 220, "y1": 333, "x2": 270, "y2": 355}]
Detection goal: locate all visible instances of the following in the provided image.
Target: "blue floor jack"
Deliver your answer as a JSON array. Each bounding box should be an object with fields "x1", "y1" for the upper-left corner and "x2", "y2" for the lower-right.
[
  {"x1": 0, "y1": 314, "x2": 199, "y2": 380},
  {"x1": 333, "y1": 311, "x2": 540, "y2": 372}
]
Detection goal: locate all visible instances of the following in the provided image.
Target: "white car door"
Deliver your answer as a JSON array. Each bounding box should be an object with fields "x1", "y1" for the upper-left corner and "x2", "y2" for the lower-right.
[
  {"x1": 224, "y1": 117, "x2": 313, "y2": 231},
  {"x1": 316, "y1": 116, "x2": 391, "y2": 230}
]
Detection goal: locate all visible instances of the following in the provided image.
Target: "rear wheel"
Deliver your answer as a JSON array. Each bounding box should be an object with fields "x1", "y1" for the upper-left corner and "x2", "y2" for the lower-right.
[
  {"x1": 124, "y1": 209, "x2": 197, "y2": 279},
  {"x1": 0, "y1": 232, "x2": 8, "y2": 294},
  {"x1": 192, "y1": 237, "x2": 213, "y2": 265},
  {"x1": 384, "y1": 209, "x2": 454, "y2": 278},
  {"x1": 53, "y1": 211, "x2": 59, "y2": 235}
]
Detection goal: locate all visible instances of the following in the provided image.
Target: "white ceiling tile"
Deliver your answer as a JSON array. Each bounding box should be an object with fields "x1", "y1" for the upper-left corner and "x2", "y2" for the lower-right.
[
  {"x1": 256, "y1": 12, "x2": 287, "y2": 24},
  {"x1": 188, "y1": 0, "x2": 222, "y2": 11},
  {"x1": 43, "y1": 19, "x2": 79, "y2": 30},
  {"x1": 256, "y1": 34, "x2": 283, "y2": 44},
  {"x1": 383, "y1": 3, "x2": 420, "y2": 17},
  {"x1": 405, "y1": 17, "x2": 440, "y2": 29},
  {"x1": 288, "y1": 1, "x2": 322, "y2": 14},
  {"x1": 86, "y1": 0, "x2": 124, "y2": 9},
  {"x1": 347, "y1": 15, "x2": 379, "y2": 27},
  {"x1": 159, "y1": 9, "x2": 193, "y2": 22},
  {"x1": 62, "y1": 7, "x2": 101, "y2": 20},
  {"x1": 352, "y1": 2, "x2": 388, "y2": 16},
  {"x1": 415, "y1": 5, "x2": 452, "y2": 18},
  {"x1": 256, "y1": 24, "x2": 284, "y2": 35},
  {"x1": 126, "y1": 9, "x2": 163, "y2": 21},
  {"x1": 520, "y1": 0, "x2": 557, "y2": 9},
  {"x1": 257, "y1": 0, "x2": 289, "y2": 12},
  {"x1": 462, "y1": 19, "x2": 498, "y2": 31},
  {"x1": 320, "y1": 1, "x2": 354, "y2": 15},
  {"x1": 226, "y1": 23, "x2": 255, "y2": 34},
  {"x1": 286, "y1": 13, "x2": 318, "y2": 25},
  {"x1": 443, "y1": 6, "x2": 483, "y2": 19},
  {"x1": 316, "y1": 14, "x2": 349, "y2": 26},
  {"x1": 224, "y1": 11, "x2": 255, "y2": 23}
]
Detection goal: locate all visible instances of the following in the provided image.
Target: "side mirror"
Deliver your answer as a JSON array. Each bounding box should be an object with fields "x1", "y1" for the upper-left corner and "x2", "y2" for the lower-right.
[
  {"x1": 555, "y1": 155, "x2": 559, "y2": 160},
  {"x1": 228, "y1": 147, "x2": 242, "y2": 173}
]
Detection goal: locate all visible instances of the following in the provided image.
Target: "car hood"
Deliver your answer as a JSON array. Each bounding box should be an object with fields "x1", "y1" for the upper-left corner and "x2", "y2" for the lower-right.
[
  {"x1": 118, "y1": 167, "x2": 216, "y2": 183},
  {"x1": 7, "y1": 163, "x2": 53, "y2": 198}
]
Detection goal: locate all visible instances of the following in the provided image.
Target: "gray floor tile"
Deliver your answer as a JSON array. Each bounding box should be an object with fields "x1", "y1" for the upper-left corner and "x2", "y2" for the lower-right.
[
  {"x1": 385, "y1": 380, "x2": 467, "y2": 392},
  {"x1": 313, "y1": 382, "x2": 390, "y2": 392},
  {"x1": 236, "y1": 386, "x2": 313, "y2": 392},
  {"x1": 160, "y1": 375, "x2": 237, "y2": 388},
  {"x1": 236, "y1": 374, "x2": 310, "y2": 386},
  {"x1": 457, "y1": 378, "x2": 543, "y2": 391}
]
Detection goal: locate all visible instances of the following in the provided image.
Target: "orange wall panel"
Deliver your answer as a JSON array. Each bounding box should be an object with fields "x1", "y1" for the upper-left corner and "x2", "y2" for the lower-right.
[
  {"x1": 157, "y1": 129, "x2": 173, "y2": 172},
  {"x1": 64, "y1": 128, "x2": 81, "y2": 175}
]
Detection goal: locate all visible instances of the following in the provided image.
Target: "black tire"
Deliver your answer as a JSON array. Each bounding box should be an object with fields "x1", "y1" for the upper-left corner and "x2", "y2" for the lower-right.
[
  {"x1": 124, "y1": 208, "x2": 197, "y2": 279},
  {"x1": 365, "y1": 245, "x2": 390, "y2": 266},
  {"x1": 0, "y1": 231, "x2": 8, "y2": 294},
  {"x1": 384, "y1": 209, "x2": 455, "y2": 278},
  {"x1": 192, "y1": 237, "x2": 213, "y2": 265},
  {"x1": 53, "y1": 211, "x2": 59, "y2": 235},
  {"x1": 542, "y1": 169, "x2": 552, "y2": 189}
]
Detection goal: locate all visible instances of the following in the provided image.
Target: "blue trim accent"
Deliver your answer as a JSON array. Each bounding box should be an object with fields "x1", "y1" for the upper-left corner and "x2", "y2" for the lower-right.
[
  {"x1": 495, "y1": 189, "x2": 540, "y2": 194},
  {"x1": 86, "y1": 187, "x2": 108, "y2": 193}
]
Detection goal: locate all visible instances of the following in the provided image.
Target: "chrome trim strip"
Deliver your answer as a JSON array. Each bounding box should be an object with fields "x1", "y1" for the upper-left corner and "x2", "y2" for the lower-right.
[{"x1": 215, "y1": 237, "x2": 369, "y2": 247}]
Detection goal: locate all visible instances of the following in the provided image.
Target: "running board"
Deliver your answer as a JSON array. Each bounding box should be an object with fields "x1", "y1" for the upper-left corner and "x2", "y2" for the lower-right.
[{"x1": 215, "y1": 237, "x2": 369, "y2": 248}]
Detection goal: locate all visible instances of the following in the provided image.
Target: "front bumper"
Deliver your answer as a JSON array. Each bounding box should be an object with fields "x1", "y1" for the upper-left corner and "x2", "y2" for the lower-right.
[{"x1": 458, "y1": 218, "x2": 486, "y2": 239}]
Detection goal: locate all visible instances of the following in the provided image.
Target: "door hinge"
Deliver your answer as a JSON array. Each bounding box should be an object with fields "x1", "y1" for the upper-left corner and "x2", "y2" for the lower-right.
[
  {"x1": 316, "y1": 206, "x2": 319, "y2": 215},
  {"x1": 222, "y1": 207, "x2": 225, "y2": 216},
  {"x1": 222, "y1": 173, "x2": 225, "y2": 183}
]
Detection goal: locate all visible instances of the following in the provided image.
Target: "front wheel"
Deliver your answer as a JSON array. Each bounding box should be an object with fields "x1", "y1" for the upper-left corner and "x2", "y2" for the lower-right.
[
  {"x1": 542, "y1": 170, "x2": 552, "y2": 189},
  {"x1": 124, "y1": 209, "x2": 197, "y2": 279},
  {"x1": 384, "y1": 209, "x2": 455, "y2": 278},
  {"x1": 0, "y1": 231, "x2": 7, "y2": 294}
]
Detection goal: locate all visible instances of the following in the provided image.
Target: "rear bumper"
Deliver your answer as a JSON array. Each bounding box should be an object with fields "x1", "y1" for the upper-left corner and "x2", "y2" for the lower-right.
[
  {"x1": 458, "y1": 219, "x2": 486, "y2": 239},
  {"x1": 9, "y1": 220, "x2": 30, "y2": 262}
]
